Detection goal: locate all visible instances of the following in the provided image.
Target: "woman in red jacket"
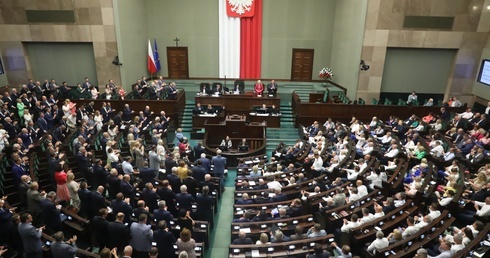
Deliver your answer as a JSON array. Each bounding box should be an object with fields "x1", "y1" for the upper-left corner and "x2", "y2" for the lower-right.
[{"x1": 54, "y1": 164, "x2": 70, "y2": 204}]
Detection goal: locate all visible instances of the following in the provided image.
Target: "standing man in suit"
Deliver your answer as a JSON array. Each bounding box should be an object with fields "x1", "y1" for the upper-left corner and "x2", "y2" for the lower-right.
[
  {"x1": 50, "y1": 231, "x2": 78, "y2": 258},
  {"x1": 166, "y1": 82, "x2": 178, "y2": 100},
  {"x1": 91, "y1": 208, "x2": 109, "y2": 251},
  {"x1": 192, "y1": 160, "x2": 206, "y2": 183},
  {"x1": 18, "y1": 175, "x2": 31, "y2": 209},
  {"x1": 18, "y1": 213, "x2": 43, "y2": 258},
  {"x1": 165, "y1": 153, "x2": 178, "y2": 176},
  {"x1": 211, "y1": 149, "x2": 226, "y2": 193},
  {"x1": 193, "y1": 141, "x2": 205, "y2": 161},
  {"x1": 198, "y1": 153, "x2": 211, "y2": 173},
  {"x1": 267, "y1": 80, "x2": 278, "y2": 96},
  {"x1": 39, "y1": 191, "x2": 62, "y2": 234},
  {"x1": 26, "y1": 182, "x2": 44, "y2": 225},
  {"x1": 141, "y1": 183, "x2": 160, "y2": 213},
  {"x1": 148, "y1": 145, "x2": 161, "y2": 173},
  {"x1": 153, "y1": 200, "x2": 174, "y2": 227},
  {"x1": 90, "y1": 186, "x2": 107, "y2": 217},
  {"x1": 195, "y1": 186, "x2": 214, "y2": 225},
  {"x1": 110, "y1": 193, "x2": 132, "y2": 225},
  {"x1": 156, "y1": 180, "x2": 177, "y2": 217},
  {"x1": 107, "y1": 213, "x2": 131, "y2": 251}
]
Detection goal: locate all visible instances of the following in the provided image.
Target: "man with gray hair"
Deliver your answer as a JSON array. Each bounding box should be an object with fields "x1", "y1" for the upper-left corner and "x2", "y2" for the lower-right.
[
  {"x1": 232, "y1": 231, "x2": 253, "y2": 245},
  {"x1": 175, "y1": 185, "x2": 195, "y2": 212},
  {"x1": 367, "y1": 231, "x2": 389, "y2": 254},
  {"x1": 211, "y1": 149, "x2": 226, "y2": 192},
  {"x1": 415, "y1": 248, "x2": 428, "y2": 258},
  {"x1": 50, "y1": 231, "x2": 77, "y2": 258},
  {"x1": 40, "y1": 191, "x2": 62, "y2": 233}
]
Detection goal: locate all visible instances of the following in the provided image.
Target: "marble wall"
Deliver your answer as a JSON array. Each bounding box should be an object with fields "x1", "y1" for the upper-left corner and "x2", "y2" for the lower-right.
[
  {"x1": 0, "y1": 0, "x2": 121, "y2": 87},
  {"x1": 358, "y1": 0, "x2": 490, "y2": 104}
]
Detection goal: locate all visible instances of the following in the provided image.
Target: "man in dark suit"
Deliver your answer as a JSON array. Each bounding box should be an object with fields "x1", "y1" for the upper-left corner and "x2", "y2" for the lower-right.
[
  {"x1": 192, "y1": 160, "x2": 207, "y2": 183},
  {"x1": 90, "y1": 186, "x2": 107, "y2": 218},
  {"x1": 132, "y1": 200, "x2": 151, "y2": 222},
  {"x1": 153, "y1": 221, "x2": 176, "y2": 258},
  {"x1": 18, "y1": 175, "x2": 30, "y2": 209},
  {"x1": 26, "y1": 182, "x2": 44, "y2": 223},
  {"x1": 175, "y1": 185, "x2": 195, "y2": 212},
  {"x1": 164, "y1": 153, "x2": 178, "y2": 176},
  {"x1": 76, "y1": 147, "x2": 92, "y2": 187},
  {"x1": 236, "y1": 193, "x2": 254, "y2": 205},
  {"x1": 198, "y1": 153, "x2": 211, "y2": 173},
  {"x1": 232, "y1": 231, "x2": 253, "y2": 245},
  {"x1": 153, "y1": 200, "x2": 174, "y2": 227},
  {"x1": 195, "y1": 186, "x2": 214, "y2": 224},
  {"x1": 50, "y1": 231, "x2": 78, "y2": 258},
  {"x1": 139, "y1": 162, "x2": 156, "y2": 186},
  {"x1": 271, "y1": 188, "x2": 288, "y2": 202},
  {"x1": 93, "y1": 159, "x2": 109, "y2": 189},
  {"x1": 182, "y1": 172, "x2": 199, "y2": 198},
  {"x1": 267, "y1": 80, "x2": 278, "y2": 95},
  {"x1": 106, "y1": 169, "x2": 122, "y2": 200},
  {"x1": 122, "y1": 104, "x2": 133, "y2": 122},
  {"x1": 12, "y1": 158, "x2": 29, "y2": 187},
  {"x1": 18, "y1": 213, "x2": 43, "y2": 258},
  {"x1": 212, "y1": 150, "x2": 227, "y2": 193},
  {"x1": 254, "y1": 192, "x2": 272, "y2": 204},
  {"x1": 120, "y1": 175, "x2": 136, "y2": 201},
  {"x1": 77, "y1": 181, "x2": 91, "y2": 218},
  {"x1": 91, "y1": 208, "x2": 109, "y2": 250},
  {"x1": 200, "y1": 174, "x2": 216, "y2": 194},
  {"x1": 167, "y1": 168, "x2": 182, "y2": 194},
  {"x1": 44, "y1": 109, "x2": 54, "y2": 130},
  {"x1": 107, "y1": 212, "x2": 130, "y2": 251},
  {"x1": 156, "y1": 180, "x2": 177, "y2": 217},
  {"x1": 193, "y1": 141, "x2": 206, "y2": 160},
  {"x1": 111, "y1": 193, "x2": 133, "y2": 225},
  {"x1": 166, "y1": 82, "x2": 178, "y2": 100},
  {"x1": 39, "y1": 191, "x2": 62, "y2": 234},
  {"x1": 141, "y1": 183, "x2": 160, "y2": 213},
  {"x1": 112, "y1": 111, "x2": 123, "y2": 127}
]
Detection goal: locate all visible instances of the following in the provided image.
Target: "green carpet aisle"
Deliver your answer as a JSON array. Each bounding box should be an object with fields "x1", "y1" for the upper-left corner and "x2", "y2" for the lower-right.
[
  {"x1": 265, "y1": 102, "x2": 298, "y2": 159},
  {"x1": 205, "y1": 170, "x2": 236, "y2": 258}
]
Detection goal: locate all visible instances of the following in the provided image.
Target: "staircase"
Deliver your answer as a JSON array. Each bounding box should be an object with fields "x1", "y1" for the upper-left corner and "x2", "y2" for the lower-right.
[
  {"x1": 265, "y1": 103, "x2": 300, "y2": 159},
  {"x1": 181, "y1": 100, "x2": 195, "y2": 133}
]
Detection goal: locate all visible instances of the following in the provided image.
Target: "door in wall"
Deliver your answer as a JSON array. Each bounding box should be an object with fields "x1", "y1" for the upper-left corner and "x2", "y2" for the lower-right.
[
  {"x1": 167, "y1": 47, "x2": 189, "y2": 79},
  {"x1": 290, "y1": 48, "x2": 314, "y2": 81}
]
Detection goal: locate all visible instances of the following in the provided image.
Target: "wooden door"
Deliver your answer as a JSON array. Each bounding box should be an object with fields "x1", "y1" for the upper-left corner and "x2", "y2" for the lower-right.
[
  {"x1": 291, "y1": 48, "x2": 314, "y2": 81},
  {"x1": 167, "y1": 47, "x2": 189, "y2": 79}
]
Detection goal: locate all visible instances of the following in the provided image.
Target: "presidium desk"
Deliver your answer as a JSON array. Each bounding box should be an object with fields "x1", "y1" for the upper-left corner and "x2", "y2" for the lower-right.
[
  {"x1": 202, "y1": 114, "x2": 267, "y2": 167},
  {"x1": 194, "y1": 92, "x2": 281, "y2": 129}
]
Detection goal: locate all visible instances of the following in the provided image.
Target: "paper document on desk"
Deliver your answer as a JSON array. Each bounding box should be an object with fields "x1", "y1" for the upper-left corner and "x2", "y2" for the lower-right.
[
  {"x1": 251, "y1": 250, "x2": 260, "y2": 257},
  {"x1": 241, "y1": 228, "x2": 251, "y2": 233},
  {"x1": 256, "y1": 113, "x2": 269, "y2": 116}
]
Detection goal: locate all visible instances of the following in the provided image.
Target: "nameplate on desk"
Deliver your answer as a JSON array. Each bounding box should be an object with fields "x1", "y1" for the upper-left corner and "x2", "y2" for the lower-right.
[{"x1": 199, "y1": 114, "x2": 217, "y2": 117}]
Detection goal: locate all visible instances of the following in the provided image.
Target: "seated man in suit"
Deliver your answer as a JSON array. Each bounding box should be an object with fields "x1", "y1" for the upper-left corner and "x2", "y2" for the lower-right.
[
  {"x1": 267, "y1": 80, "x2": 278, "y2": 96},
  {"x1": 233, "y1": 80, "x2": 244, "y2": 94},
  {"x1": 212, "y1": 83, "x2": 223, "y2": 95},
  {"x1": 199, "y1": 83, "x2": 210, "y2": 95},
  {"x1": 232, "y1": 231, "x2": 253, "y2": 245},
  {"x1": 253, "y1": 80, "x2": 264, "y2": 96},
  {"x1": 193, "y1": 103, "x2": 204, "y2": 115}
]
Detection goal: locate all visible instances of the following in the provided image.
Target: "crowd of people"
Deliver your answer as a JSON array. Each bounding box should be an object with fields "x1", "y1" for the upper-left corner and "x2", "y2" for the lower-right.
[
  {"x1": 0, "y1": 76, "x2": 489, "y2": 258},
  {"x1": 227, "y1": 99, "x2": 490, "y2": 257},
  {"x1": 0, "y1": 76, "x2": 229, "y2": 258}
]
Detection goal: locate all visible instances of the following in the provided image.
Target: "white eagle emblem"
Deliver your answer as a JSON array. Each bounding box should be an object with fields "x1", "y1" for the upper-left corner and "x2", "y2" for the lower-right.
[{"x1": 228, "y1": 0, "x2": 254, "y2": 15}]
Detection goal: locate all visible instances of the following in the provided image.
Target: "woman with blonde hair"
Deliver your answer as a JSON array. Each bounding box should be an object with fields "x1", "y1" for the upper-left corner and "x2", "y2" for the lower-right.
[
  {"x1": 256, "y1": 233, "x2": 270, "y2": 245},
  {"x1": 94, "y1": 110, "x2": 103, "y2": 132},
  {"x1": 387, "y1": 228, "x2": 403, "y2": 244},
  {"x1": 133, "y1": 142, "x2": 145, "y2": 170},
  {"x1": 176, "y1": 228, "x2": 196, "y2": 258},
  {"x1": 177, "y1": 160, "x2": 189, "y2": 181},
  {"x1": 66, "y1": 171, "x2": 80, "y2": 210}
]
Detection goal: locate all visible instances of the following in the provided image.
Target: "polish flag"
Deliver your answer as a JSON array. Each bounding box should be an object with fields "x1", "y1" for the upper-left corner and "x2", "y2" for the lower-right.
[{"x1": 147, "y1": 39, "x2": 157, "y2": 74}]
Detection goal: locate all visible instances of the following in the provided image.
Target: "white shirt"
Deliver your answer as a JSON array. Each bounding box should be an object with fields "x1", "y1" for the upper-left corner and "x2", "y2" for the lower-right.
[
  {"x1": 363, "y1": 146, "x2": 374, "y2": 155},
  {"x1": 402, "y1": 225, "x2": 418, "y2": 238},
  {"x1": 311, "y1": 157, "x2": 323, "y2": 171},
  {"x1": 367, "y1": 237, "x2": 389, "y2": 253},
  {"x1": 345, "y1": 169, "x2": 360, "y2": 181},
  {"x1": 348, "y1": 193, "x2": 360, "y2": 203},
  {"x1": 451, "y1": 243, "x2": 465, "y2": 252},
  {"x1": 373, "y1": 211, "x2": 385, "y2": 219},
  {"x1": 428, "y1": 209, "x2": 441, "y2": 220},
  {"x1": 360, "y1": 213, "x2": 375, "y2": 224},
  {"x1": 385, "y1": 148, "x2": 399, "y2": 158},
  {"x1": 357, "y1": 185, "x2": 368, "y2": 198},
  {"x1": 475, "y1": 201, "x2": 490, "y2": 217},
  {"x1": 414, "y1": 220, "x2": 428, "y2": 230},
  {"x1": 341, "y1": 220, "x2": 360, "y2": 233},
  {"x1": 394, "y1": 199, "x2": 406, "y2": 208},
  {"x1": 431, "y1": 145, "x2": 445, "y2": 158},
  {"x1": 267, "y1": 181, "x2": 282, "y2": 191},
  {"x1": 439, "y1": 197, "x2": 453, "y2": 207},
  {"x1": 367, "y1": 172, "x2": 383, "y2": 188}
]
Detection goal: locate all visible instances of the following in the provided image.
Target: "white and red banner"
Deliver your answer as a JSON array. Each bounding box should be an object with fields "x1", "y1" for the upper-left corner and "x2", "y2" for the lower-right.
[{"x1": 220, "y1": 0, "x2": 262, "y2": 79}]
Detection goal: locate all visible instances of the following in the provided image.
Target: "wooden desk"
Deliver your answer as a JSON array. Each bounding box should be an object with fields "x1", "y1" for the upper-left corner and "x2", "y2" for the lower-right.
[
  {"x1": 195, "y1": 94, "x2": 280, "y2": 114},
  {"x1": 248, "y1": 114, "x2": 281, "y2": 128},
  {"x1": 203, "y1": 116, "x2": 266, "y2": 167}
]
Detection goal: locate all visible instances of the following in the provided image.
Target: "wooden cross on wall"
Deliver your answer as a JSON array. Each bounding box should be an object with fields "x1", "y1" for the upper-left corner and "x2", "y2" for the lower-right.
[{"x1": 174, "y1": 37, "x2": 180, "y2": 47}]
